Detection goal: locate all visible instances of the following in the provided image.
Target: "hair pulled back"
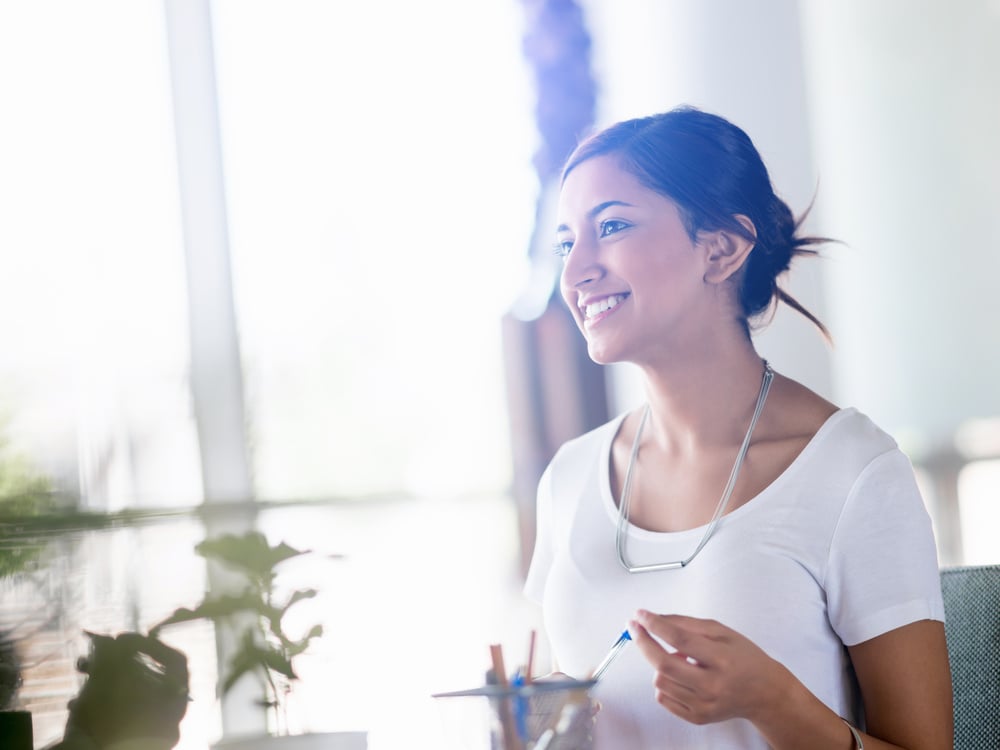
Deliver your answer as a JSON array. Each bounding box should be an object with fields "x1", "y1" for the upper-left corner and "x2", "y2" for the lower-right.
[{"x1": 561, "y1": 105, "x2": 829, "y2": 338}]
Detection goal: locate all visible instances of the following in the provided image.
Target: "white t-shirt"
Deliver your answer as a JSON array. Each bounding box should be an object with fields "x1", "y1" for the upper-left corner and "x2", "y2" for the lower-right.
[{"x1": 524, "y1": 407, "x2": 945, "y2": 749}]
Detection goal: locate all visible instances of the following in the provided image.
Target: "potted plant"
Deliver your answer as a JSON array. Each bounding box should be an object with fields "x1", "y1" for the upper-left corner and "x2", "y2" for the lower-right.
[{"x1": 151, "y1": 530, "x2": 366, "y2": 750}]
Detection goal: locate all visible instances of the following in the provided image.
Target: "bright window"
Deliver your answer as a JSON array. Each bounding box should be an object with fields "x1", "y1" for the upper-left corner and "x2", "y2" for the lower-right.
[
  {"x1": 212, "y1": 0, "x2": 537, "y2": 501},
  {"x1": 0, "y1": 0, "x2": 537, "y2": 507},
  {"x1": 0, "y1": 0, "x2": 200, "y2": 509}
]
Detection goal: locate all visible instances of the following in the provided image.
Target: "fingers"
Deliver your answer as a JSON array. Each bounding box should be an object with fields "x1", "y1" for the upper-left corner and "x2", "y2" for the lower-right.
[
  {"x1": 636, "y1": 609, "x2": 722, "y2": 639},
  {"x1": 632, "y1": 609, "x2": 724, "y2": 665},
  {"x1": 629, "y1": 619, "x2": 705, "y2": 721},
  {"x1": 627, "y1": 611, "x2": 780, "y2": 726},
  {"x1": 629, "y1": 619, "x2": 702, "y2": 680}
]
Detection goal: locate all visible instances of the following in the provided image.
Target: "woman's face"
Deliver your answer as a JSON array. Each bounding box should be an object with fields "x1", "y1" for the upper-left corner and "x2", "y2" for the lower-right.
[{"x1": 556, "y1": 154, "x2": 713, "y2": 366}]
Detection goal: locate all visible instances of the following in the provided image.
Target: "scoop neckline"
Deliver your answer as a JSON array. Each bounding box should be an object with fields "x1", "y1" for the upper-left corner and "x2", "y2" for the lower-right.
[{"x1": 599, "y1": 406, "x2": 858, "y2": 540}]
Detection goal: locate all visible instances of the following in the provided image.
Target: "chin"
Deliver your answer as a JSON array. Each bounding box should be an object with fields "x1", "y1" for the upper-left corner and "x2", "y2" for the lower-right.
[{"x1": 585, "y1": 340, "x2": 621, "y2": 366}]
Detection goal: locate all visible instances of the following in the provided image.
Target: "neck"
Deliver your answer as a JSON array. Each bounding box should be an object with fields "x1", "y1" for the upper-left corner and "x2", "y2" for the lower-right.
[{"x1": 636, "y1": 346, "x2": 770, "y2": 452}]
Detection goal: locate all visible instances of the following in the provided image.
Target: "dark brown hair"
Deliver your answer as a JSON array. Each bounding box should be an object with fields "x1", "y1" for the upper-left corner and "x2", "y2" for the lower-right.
[{"x1": 562, "y1": 105, "x2": 832, "y2": 339}]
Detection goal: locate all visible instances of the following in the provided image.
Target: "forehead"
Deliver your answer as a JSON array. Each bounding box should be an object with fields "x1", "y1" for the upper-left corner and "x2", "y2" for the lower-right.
[{"x1": 557, "y1": 154, "x2": 663, "y2": 224}]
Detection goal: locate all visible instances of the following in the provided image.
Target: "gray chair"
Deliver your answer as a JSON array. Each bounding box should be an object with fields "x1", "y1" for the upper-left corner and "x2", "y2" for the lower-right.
[{"x1": 941, "y1": 564, "x2": 1000, "y2": 749}]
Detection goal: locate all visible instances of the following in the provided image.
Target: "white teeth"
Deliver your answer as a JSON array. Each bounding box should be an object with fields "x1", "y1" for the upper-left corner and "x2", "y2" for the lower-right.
[{"x1": 584, "y1": 294, "x2": 626, "y2": 319}]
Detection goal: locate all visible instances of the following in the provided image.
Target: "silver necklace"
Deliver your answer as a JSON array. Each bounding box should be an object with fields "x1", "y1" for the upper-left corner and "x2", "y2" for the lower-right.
[{"x1": 615, "y1": 361, "x2": 774, "y2": 573}]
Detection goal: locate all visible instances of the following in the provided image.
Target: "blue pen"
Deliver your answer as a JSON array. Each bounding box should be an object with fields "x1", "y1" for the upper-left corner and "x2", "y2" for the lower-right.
[
  {"x1": 590, "y1": 629, "x2": 632, "y2": 680},
  {"x1": 510, "y1": 671, "x2": 529, "y2": 741}
]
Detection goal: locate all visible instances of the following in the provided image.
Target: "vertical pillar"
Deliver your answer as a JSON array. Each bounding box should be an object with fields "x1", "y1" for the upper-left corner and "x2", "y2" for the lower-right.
[
  {"x1": 162, "y1": 0, "x2": 262, "y2": 737},
  {"x1": 162, "y1": 0, "x2": 253, "y2": 507}
]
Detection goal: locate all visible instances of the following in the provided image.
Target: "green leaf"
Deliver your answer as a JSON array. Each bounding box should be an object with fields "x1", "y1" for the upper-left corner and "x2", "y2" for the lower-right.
[
  {"x1": 147, "y1": 530, "x2": 335, "y2": 700},
  {"x1": 260, "y1": 648, "x2": 297, "y2": 680},
  {"x1": 279, "y1": 588, "x2": 317, "y2": 614},
  {"x1": 220, "y1": 641, "x2": 266, "y2": 696},
  {"x1": 218, "y1": 632, "x2": 300, "y2": 695},
  {"x1": 150, "y1": 591, "x2": 269, "y2": 632},
  {"x1": 284, "y1": 625, "x2": 324, "y2": 658},
  {"x1": 195, "y1": 532, "x2": 309, "y2": 579}
]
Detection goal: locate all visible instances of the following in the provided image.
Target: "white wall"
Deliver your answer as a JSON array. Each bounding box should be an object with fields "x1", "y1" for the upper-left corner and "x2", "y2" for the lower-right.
[{"x1": 799, "y1": 0, "x2": 1000, "y2": 449}]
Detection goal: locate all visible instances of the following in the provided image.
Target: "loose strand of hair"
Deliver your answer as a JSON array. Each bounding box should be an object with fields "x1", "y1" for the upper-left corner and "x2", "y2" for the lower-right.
[{"x1": 776, "y1": 287, "x2": 833, "y2": 344}]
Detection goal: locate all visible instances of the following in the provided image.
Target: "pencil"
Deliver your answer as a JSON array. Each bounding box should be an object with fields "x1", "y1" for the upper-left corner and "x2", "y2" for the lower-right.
[
  {"x1": 490, "y1": 644, "x2": 522, "y2": 750},
  {"x1": 525, "y1": 629, "x2": 537, "y2": 684}
]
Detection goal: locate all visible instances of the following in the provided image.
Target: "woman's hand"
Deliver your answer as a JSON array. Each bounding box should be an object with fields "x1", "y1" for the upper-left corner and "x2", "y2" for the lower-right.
[
  {"x1": 628, "y1": 609, "x2": 790, "y2": 726},
  {"x1": 532, "y1": 671, "x2": 574, "y2": 682}
]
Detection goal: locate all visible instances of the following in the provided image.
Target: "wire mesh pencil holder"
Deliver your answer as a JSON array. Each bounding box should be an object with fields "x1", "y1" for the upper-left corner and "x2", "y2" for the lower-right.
[{"x1": 434, "y1": 678, "x2": 597, "y2": 750}]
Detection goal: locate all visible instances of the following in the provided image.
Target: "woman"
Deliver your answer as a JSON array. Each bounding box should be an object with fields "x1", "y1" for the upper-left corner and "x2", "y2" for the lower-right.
[{"x1": 523, "y1": 106, "x2": 952, "y2": 749}]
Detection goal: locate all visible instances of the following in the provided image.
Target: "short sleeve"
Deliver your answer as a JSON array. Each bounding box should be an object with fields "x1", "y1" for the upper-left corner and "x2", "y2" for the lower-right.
[
  {"x1": 523, "y1": 463, "x2": 555, "y2": 604},
  {"x1": 825, "y1": 449, "x2": 945, "y2": 646}
]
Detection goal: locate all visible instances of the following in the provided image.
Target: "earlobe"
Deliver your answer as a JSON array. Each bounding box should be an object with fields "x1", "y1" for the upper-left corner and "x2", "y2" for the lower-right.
[{"x1": 702, "y1": 214, "x2": 756, "y2": 284}]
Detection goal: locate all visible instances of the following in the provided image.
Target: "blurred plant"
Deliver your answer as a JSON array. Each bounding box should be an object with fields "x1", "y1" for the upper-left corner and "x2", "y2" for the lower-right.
[
  {"x1": 0, "y1": 423, "x2": 175, "y2": 576},
  {"x1": 0, "y1": 628, "x2": 23, "y2": 711},
  {"x1": 150, "y1": 530, "x2": 331, "y2": 734},
  {"x1": 47, "y1": 631, "x2": 189, "y2": 750},
  {"x1": 0, "y1": 421, "x2": 59, "y2": 575},
  {"x1": 0, "y1": 432, "x2": 56, "y2": 516},
  {"x1": 0, "y1": 430, "x2": 56, "y2": 711}
]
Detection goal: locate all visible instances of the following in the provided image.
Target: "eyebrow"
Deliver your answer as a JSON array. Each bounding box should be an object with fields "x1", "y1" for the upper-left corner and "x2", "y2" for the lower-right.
[{"x1": 556, "y1": 200, "x2": 636, "y2": 233}]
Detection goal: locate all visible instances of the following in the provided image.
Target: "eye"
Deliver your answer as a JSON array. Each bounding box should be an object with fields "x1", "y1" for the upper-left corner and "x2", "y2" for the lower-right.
[
  {"x1": 553, "y1": 239, "x2": 574, "y2": 258},
  {"x1": 599, "y1": 219, "x2": 629, "y2": 237}
]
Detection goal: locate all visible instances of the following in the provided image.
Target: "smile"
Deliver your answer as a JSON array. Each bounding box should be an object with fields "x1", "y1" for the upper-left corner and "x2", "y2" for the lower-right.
[{"x1": 582, "y1": 293, "x2": 629, "y2": 320}]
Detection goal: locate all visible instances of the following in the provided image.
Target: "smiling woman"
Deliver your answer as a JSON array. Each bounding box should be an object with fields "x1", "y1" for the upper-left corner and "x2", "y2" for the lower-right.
[{"x1": 525, "y1": 106, "x2": 953, "y2": 750}]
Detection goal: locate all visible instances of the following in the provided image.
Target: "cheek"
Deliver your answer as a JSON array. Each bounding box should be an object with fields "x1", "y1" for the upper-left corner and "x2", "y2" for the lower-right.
[
  {"x1": 559, "y1": 279, "x2": 588, "y2": 333},
  {"x1": 559, "y1": 272, "x2": 576, "y2": 310}
]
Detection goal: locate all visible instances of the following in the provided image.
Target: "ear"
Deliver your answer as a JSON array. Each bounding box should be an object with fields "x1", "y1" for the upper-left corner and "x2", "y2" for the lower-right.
[{"x1": 701, "y1": 214, "x2": 757, "y2": 284}]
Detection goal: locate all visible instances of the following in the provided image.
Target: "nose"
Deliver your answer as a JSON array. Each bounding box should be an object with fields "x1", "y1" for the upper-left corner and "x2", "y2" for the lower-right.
[{"x1": 560, "y1": 235, "x2": 604, "y2": 293}]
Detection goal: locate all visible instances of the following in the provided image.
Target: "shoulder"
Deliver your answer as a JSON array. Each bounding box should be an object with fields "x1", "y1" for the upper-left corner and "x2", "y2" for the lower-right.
[
  {"x1": 764, "y1": 372, "x2": 899, "y2": 457},
  {"x1": 539, "y1": 412, "x2": 627, "y2": 503},
  {"x1": 549, "y1": 411, "x2": 628, "y2": 468},
  {"x1": 763, "y1": 372, "x2": 838, "y2": 440}
]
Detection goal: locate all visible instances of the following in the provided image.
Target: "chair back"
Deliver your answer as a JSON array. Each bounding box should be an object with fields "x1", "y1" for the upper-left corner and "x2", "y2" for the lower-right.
[{"x1": 940, "y1": 564, "x2": 1000, "y2": 749}]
